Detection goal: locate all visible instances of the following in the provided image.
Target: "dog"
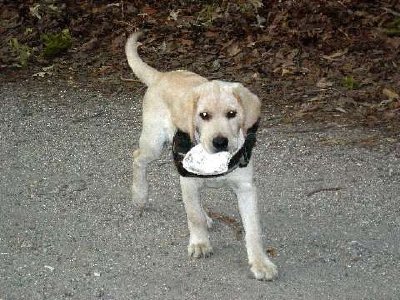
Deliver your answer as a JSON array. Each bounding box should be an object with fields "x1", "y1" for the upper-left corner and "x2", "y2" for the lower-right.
[{"x1": 125, "y1": 32, "x2": 277, "y2": 280}]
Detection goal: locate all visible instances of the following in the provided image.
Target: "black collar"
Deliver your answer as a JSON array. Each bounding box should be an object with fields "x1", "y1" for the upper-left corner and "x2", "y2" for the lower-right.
[{"x1": 172, "y1": 121, "x2": 259, "y2": 178}]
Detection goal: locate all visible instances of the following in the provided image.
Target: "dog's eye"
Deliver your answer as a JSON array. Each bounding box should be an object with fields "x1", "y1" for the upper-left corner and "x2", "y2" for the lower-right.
[
  {"x1": 226, "y1": 110, "x2": 237, "y2": 119},
  {"x1": 199, "y1": 112, "x2": 211, "y2": 120}
]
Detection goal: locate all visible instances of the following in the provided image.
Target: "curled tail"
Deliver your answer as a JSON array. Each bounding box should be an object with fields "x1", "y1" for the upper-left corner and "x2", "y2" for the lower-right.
[{"x1": 125, "y1": 32, "x2": 161, "y2": 86}]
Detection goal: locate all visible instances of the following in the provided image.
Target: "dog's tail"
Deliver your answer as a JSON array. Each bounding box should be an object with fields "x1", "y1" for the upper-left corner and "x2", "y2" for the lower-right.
[{"x1": 125, "y1": 32, "x2": 161, "y2": 86}]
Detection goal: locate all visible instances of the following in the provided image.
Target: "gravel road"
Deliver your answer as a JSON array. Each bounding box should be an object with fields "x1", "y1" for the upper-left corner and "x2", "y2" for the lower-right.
[{"x1": 1, "y1": 80, "x2": 399, "y2": 299}]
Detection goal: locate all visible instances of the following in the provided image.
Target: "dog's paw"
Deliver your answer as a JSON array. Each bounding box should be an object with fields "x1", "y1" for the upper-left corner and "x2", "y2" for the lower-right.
[
  {"x1": 188, "y1": 242, "x2": 213, "y2": 258},
  {"x1": 250, "y1": 257, "x2": 278, "y2": 281},
  {"x1": 131, "y1": 185, "x2": 148, "y2": 206}
]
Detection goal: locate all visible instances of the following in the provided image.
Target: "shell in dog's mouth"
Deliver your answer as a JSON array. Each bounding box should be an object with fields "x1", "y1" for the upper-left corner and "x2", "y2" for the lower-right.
[
  {"x1": 182, "y1": 144, "x2": 231, "y2": 175},
  {"x1": 182, "y1": 130, "x2": 245, "y2": 176}
]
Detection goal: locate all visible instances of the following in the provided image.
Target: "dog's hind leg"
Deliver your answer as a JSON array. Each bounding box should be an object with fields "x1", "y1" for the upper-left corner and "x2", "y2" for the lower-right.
[
  {"x1": 132, "y1": 144, "x2": 162, "y2": 209},
  {"x1": 132, "y1": 99, "x2": 171, "y2": 209}
]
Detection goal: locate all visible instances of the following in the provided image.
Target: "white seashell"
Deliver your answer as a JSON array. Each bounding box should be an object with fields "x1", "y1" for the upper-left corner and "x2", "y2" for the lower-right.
[{"x1": 182, "y1": 144, "x2": 231, "y2": 175}]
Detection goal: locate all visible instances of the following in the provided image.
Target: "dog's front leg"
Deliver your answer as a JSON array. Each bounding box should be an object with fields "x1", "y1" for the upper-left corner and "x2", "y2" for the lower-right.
[
  {"x1": 235, "y1": 182, "x2": 278, "y2": 280},
  {"x1": 180, "y1": 176, "x2": 213, "y2": 258}
]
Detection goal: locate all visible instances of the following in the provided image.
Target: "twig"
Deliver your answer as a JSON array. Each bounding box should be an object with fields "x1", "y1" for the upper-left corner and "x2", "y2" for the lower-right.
[
  {"x1": 120, "y1": 0, "x2": 124, "y2": 19},
  {"x1": 207, "y1": 210, "x2": 243, "y2": 240},
  {"x1": 382, "y1": 7, "x2": 400, "y2": 17},
  {"x1": 114, "y1": 20, "x2": 136, "y2": 29},
  {"x1": 120, "y1": 76, "x2": 140, "y2": 82},
  {"x1": 307, "y1": 187, "x2": 343, "y2": 197},
  {"x1": 338, "y1": 28, "x2": 351, "y2": 40}
]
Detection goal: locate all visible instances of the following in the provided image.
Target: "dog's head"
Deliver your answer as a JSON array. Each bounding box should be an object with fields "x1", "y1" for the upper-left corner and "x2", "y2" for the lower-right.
[{"x1": 179, "y1": 80, "x2": 260, "y2": 154}]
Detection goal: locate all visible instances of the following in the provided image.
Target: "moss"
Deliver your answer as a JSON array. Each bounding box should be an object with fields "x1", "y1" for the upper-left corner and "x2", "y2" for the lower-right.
[
  {"x1": 384, "y1": 17, "x2": 400, "y2": 37},
  {"x1": 41, "y1": 29, "x2": 72, "y2": 58}
]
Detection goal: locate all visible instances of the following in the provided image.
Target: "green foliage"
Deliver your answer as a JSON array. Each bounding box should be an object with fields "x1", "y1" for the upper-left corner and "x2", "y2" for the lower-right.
[
  {"x1": 9, "y1": 38, "x2": 32, "y2": 67},
  {"x1": 384, "y1": 17, "x2": 400, "y2": 36},
  {"x1": 41, "y1": 29, "x2": 72, "y2": 58},
  {"x1": 342, "y1": 76, "x2": 359, "y2": 90}
]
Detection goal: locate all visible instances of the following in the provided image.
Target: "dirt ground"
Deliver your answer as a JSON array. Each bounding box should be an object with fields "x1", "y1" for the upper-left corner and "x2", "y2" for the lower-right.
[{"x1": 1, "y1": 80, "x2": 399, "y2": 299}]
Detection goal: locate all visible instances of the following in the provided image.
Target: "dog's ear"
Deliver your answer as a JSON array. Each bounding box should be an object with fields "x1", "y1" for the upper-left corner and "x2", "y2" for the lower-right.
[
  {"x1": 171, "y1": 93, "x2": 198, "y2": 142},
  {"x1": 232, "y1": 83, "x2": 261, "y2": 133}
]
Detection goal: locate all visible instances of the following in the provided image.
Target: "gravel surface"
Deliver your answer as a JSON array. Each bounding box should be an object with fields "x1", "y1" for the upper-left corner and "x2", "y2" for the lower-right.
[{"x1": 1, "y1": 80, "x2": 399, "y2": 300}]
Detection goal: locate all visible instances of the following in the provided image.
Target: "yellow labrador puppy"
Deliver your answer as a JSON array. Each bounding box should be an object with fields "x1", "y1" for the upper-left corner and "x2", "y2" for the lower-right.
[{"x1": 126, "y1": 32, "x2": 277, "y2": 280}]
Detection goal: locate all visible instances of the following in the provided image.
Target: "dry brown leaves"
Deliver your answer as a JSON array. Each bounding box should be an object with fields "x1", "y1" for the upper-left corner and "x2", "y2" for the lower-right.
[{"x1": 1, "y1": 1, "x2": 399, "y2": 133}]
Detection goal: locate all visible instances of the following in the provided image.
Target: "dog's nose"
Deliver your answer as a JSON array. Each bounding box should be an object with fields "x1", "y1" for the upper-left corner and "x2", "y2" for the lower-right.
[{"x1": 212, "y1": 136, "x2": 229, "y2": 152}]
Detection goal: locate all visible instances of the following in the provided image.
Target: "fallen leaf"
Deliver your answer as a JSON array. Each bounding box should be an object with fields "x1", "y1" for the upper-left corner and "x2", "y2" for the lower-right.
[
  {"x1": 179, "y1": 39, "x2": 193, "y2": 47},
  {"x1": 42, "y1": 65, "x2": 54, "y2": 71},
  {"x1": 281, "y1": 67, "x2": 293, "y2": 76},
  {"x1": 384, "y1": 110, "x2": 399, "y2": 120},
  {"x1": 204, "y1": 30, "x2": 219, "y2": 38},
  {"x1": 32, "y1": 71, "x2": 52, "y2": 77},
  {"x1": 29, "y1": 4, "x2": 41, "y2": 19},
  {"x1": 308, "y1": 95, "x2": 323, "y2": 102},
  {"x1": 80, "y1": 37, "x2": 98, "y2": 52},
  {"x1": 335, "y1": 107, "x2": 347, "y2": 113},
  {"x1": 227, "y1": 43, "x2": 241, "y2": 57},
  {"x1": 266, "y1": 246, "x2": 278, "y2": 257},
  {"x1": 256, "y1": 14, "x2": 266, "y2": 28},
  {"x1": 322, "y1": 48, "x2": 348, "y2": 61},
  {"x1": 316, "y1": 77, "x2": 334, "y2": 88},
  {"x1": 383, "y1": 88, "x2": 399, "y2": 100},
  {"x1": 386, "y1": 37, "x2": 400, "y2": 49},
  {"x1": 168, "y1": 10, "x2": 179, "y2": 21},
  {"x1": 111, "y1": 34, "x2": 125, "y2": 53},
  {"x1": 142, "y1": 5, "x2": 157, "y2": 16},
  {"x1": 358, "y1": 136, "x2": 378, "y2": 147},
  {"x1": 300, "y1": 102, "x2": 320, "y2": 112},
  {"x1": 96, "y1": 65, "x2": 113, "y2": 76}
]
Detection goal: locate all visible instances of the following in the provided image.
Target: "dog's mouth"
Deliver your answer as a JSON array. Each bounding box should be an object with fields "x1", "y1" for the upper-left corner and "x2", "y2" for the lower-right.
[{"x1": 195, "y1": 131, "x2": 245, "y2": 155}]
